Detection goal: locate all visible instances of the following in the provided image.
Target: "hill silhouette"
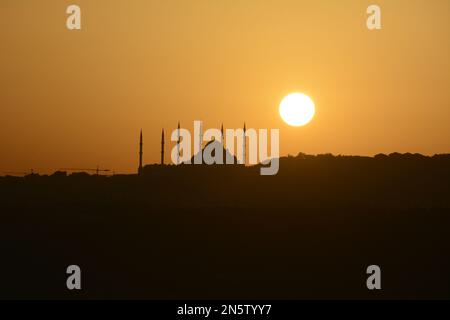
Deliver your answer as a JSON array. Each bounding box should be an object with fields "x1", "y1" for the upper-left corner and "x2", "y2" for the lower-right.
[{"x1": 1, "y1": 153, "x2": 450, "y2": 299}]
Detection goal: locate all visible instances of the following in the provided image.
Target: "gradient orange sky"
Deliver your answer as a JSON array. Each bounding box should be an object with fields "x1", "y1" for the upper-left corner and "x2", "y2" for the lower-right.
[{"x1": 1, "y1": 0, "x2": 449, "y2": 174}]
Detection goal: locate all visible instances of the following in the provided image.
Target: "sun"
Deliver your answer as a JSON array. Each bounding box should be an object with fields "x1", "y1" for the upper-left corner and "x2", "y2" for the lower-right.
[{"x1": 279, "y1": 93, "x2": 315, "y2": 126}]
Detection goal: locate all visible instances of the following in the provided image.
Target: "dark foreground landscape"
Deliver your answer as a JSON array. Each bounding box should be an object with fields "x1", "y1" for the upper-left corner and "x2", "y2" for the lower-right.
[{"x1": 1, "y1": 153, "x2": 450, "y2": 299}]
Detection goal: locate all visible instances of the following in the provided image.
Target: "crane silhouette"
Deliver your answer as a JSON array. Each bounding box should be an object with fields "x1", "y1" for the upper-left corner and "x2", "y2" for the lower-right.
[{"x1": 60, "y1": 166, "x2": 111, "y2": 175}]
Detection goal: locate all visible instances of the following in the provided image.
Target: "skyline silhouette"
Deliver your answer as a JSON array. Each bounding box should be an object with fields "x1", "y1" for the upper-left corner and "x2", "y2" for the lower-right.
[{"x1": 2, "y1": 122, "x2": 450, "y2": 177}]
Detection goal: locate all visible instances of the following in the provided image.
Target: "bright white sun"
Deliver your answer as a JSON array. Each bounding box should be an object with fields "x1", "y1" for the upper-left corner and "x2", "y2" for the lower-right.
[{"x1": 279, "y1": 93, "x2": 315, "y2": 126}]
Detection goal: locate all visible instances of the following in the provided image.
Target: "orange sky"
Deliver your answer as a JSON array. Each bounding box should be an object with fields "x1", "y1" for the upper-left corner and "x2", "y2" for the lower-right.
[{"x1": 1, "y1": 0, "x2": 449, "y2": 174}]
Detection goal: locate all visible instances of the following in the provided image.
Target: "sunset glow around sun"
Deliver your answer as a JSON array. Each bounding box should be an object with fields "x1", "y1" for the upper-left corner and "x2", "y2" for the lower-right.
[{"x1": 279, "y1": 93, "x2": 315, "y2": 127}]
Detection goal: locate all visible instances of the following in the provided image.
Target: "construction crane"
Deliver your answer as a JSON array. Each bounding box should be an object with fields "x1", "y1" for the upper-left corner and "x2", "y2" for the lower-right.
[{"x1": 59, "y1": 166, "x2": 111, "y2": 176}]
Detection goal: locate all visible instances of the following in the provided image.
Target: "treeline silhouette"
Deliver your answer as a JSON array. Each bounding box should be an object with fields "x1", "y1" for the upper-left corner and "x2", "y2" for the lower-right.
[{"x1": 1, "y1": 153, "x2": 450, "y2": 299}]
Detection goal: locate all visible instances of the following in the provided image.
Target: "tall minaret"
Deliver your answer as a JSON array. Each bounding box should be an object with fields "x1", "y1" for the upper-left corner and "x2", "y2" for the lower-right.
[
  {"x1": 221, "y1": 123, "x2": 224, "y2": 144},
  {"x1": 177, "y1": 121, "x2": 180, "y2": 165},
  {"x1": 243, "y1": 122, "x2": 246, "y2": 165},
  {"x1": 161, "y1": 128, "x2": 165, "y2": 165},
  {"x1": 138, "y1": 129, "x2": 143, "y2": 174}
]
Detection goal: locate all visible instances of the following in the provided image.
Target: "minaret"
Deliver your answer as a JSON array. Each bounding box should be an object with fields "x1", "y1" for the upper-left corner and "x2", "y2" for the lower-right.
[
  {"x1": 243, "y1": 122, "x2": 246, "y2": 165},
  {"x1": 199, "y1": 121, "x2": 203, "y2": 164},
  {"x1": 177, "y1": 121, "x2": 180, "y2": 165},
  {"x1": 221, "y1": 123, "x2": 224, "y2": 144},
  {"x1": 161, "y1": 128, "x2": 165, "y2": 165},
  {"x1": 138, "y1": 129, "x2": 143, "y2": 174}
]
